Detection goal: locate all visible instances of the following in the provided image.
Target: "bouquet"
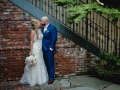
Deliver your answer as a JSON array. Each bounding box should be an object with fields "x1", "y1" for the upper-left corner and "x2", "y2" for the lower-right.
[{"x1": 25, "y1": 55, "x2": 37, "y2": 66}]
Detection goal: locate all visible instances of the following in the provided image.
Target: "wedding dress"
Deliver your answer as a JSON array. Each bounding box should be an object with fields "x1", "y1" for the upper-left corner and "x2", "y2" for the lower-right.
[{"x1": 20, "y1": 29, "x2": 48, "y2": 86}]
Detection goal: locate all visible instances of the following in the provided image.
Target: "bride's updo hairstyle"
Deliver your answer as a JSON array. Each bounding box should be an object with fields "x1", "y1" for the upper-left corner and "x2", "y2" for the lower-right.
[{"x1": 30, "y1": 19, "x2": 39, "y2": 39}]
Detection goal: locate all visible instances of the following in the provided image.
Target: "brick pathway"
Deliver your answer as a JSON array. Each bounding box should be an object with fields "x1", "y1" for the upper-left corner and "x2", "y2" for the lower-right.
[{"x1": 0, "y1": 81, "x2": 41, "y2": 90}]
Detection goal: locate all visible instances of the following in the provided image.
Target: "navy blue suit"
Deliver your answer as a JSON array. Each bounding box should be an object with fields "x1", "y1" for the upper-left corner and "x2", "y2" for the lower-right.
[{"x1": 42, "y1": 24, "x2": 57, "y2": 81}]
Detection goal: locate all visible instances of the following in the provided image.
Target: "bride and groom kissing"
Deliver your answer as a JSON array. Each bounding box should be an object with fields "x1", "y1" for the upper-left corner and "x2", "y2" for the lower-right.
[{"x1": 20, "y1": 16, "x2": 57, "y2": 86}]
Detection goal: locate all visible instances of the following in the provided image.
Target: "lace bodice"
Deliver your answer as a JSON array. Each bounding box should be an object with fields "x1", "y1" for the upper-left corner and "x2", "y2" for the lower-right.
[
  {"x1": 32, "y1": 29, "x2": 43, "y2": 54},
  {"x1": 34, "y1": 29, "x2": 43, "y2": 42}
]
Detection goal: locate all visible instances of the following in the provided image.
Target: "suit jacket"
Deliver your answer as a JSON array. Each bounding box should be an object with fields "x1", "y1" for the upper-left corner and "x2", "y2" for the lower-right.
[{"x1": 42, "y1": 24, "x2": 57, "y2": 51}]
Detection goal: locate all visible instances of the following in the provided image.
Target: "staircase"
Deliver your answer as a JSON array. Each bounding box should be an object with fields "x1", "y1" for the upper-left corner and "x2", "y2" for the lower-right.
[{"x1": 9, "y1": 0, "x2": 120, "y2": 57}]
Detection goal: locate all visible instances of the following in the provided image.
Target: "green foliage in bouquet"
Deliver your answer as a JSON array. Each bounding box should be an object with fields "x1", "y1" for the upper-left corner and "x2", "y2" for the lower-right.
[
  {"x1": 95, "y1": 50, "x2": 120, "y2": 77},
  {"x1": 53, "y1": 0, "x2": 120, "y2": 23}
]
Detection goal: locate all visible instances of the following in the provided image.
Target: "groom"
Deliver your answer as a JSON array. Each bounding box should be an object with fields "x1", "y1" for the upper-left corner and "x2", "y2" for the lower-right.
[{"x1": 41, "y1": 16, "x2": 57, "y2": 84}]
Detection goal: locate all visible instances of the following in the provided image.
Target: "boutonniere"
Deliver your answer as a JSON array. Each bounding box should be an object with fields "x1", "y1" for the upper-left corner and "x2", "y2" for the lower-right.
[
  {"x1": 44, "y1": 28, "x2": 47, "y2": 32},
  {"x1": 44, "y1": 28, "x2": 49, "y2": 33}
]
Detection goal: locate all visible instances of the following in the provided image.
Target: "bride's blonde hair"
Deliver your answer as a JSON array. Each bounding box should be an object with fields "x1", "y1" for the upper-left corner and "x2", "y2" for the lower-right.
[{"x1": 31, "y1": 19, "x2": 40, "y2": 39}]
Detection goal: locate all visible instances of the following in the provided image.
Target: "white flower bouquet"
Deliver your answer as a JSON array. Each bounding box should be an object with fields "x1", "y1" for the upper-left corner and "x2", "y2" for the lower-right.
[{"x1": 25, "y1": 55, "x2": 37, "y2": 66}]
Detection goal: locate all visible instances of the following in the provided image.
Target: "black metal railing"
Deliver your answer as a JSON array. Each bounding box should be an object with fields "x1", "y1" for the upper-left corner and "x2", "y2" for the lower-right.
[{"x1": 27, "y1": 0, "x2": 120, "y2": 55}]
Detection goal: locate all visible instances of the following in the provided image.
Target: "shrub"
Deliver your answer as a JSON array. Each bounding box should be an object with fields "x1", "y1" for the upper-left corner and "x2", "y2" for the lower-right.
[{"x1": 95, "y1": 50, "x2": 120, "y2": 77}]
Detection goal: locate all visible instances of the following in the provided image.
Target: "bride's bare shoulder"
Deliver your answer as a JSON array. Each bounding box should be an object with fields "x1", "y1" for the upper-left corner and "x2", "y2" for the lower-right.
[
  {"x1": 30, "y1": 29, "x2": 36, "y2": 33},
  {"x1": 30, "y1": 30, "x2": 36, "y2": 36}
]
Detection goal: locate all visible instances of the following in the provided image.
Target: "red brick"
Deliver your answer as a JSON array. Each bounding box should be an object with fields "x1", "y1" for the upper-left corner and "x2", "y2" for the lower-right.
[{"x1": 0, "y1": 0, "x2": 97, "y2": 82}]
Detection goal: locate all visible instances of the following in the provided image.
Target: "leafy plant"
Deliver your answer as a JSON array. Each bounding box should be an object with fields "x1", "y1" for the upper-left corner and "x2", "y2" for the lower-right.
[
  {"x1": 53, "y1": 0, "x2": 120, "y2": 23},
  {"x1": 95, "y1": 50, "x2": 120, "y2": 77}
]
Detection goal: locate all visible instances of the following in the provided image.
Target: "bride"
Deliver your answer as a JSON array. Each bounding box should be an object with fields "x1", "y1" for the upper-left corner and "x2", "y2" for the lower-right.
[{"x1": 20, "y1": 19, "x2": 48, "y2": 86}]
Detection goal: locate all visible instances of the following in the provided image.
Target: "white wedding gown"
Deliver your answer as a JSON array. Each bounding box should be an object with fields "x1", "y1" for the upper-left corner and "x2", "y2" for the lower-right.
[{"x1": 20, "y1": 29, "x2": 48, "y2": 86}]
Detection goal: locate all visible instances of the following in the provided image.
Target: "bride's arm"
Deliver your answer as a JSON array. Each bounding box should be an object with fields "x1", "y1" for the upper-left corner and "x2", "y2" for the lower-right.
[{"x1": 29, "y1": 30, "x2": 35, "y2": 55}]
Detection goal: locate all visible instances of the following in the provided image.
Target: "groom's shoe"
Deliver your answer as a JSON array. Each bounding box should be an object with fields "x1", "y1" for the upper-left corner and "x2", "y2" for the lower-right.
[{"x1": 48, "y1": 80, "x2": 54, "y2": 84}]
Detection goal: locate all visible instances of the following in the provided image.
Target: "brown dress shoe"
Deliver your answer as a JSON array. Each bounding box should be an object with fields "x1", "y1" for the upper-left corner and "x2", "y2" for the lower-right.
[{"x1": 48, "y1": 80, "x2": 54, "y2": 84}]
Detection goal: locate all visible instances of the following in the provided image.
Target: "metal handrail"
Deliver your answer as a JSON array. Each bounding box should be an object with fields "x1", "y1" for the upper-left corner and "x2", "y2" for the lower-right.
[{"x1": 27, "y1": 0, "x2": 120, "y2": 55}]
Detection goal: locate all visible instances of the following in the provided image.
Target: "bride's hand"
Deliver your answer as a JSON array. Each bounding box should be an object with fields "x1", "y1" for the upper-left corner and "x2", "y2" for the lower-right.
[{"x1": 29, "y1": 52, "x2": 32, "y2": 55}]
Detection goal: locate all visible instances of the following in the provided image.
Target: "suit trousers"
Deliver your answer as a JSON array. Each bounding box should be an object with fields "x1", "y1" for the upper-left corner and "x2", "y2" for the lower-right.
[{"x1": 43, "y1": 49, "x2": 55, "y2": 81}]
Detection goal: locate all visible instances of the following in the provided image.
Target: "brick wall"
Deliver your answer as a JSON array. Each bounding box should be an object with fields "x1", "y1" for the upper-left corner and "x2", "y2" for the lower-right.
[
  {"x1": 0, "y1": 0, "x2": 98, "y2": 81},
  {"x1": 55, "y1": 34, "x2": 98, "y2": 77},
  {"x1": 0, "y1": 0, "x2": 31, "y2": 81}
]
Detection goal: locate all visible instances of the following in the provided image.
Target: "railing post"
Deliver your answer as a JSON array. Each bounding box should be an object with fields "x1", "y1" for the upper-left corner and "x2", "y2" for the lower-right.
[
  {"x1": 107, "y1": 19, "x2": 109, "y2": 52},
  {"x1": 115, "y1": 25, "x2": 118, "y2": 54},
  {"x1": 35, "y1": 0, "x2": 37, "y2": 7},
  {"x1": 48, "y1": 0, "x2": 49, "y2": 14},
  {"x1": 86, "y1": 0, "x2": 88, "y2": 40},
  {"x1": 39, "y1": 0, "x2": 43, "y2": 10},
  {"x1": 119, "y1": 31, "x2": 120, "y2": 56}
]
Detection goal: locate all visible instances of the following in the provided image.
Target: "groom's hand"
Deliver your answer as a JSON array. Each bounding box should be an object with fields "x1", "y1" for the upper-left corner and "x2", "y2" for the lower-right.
[{"x1": 49, "y1": 48, "x2": 53, "y2": 51}]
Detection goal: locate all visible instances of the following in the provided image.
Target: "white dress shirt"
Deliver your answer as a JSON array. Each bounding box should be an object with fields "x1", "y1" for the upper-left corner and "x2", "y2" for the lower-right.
[
  {"x1": 44, "y1": 24, "x2": 49, "y2": 32},
  {"x1": 44, "y1": 24, "x2": 53, "y2": 51}
]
